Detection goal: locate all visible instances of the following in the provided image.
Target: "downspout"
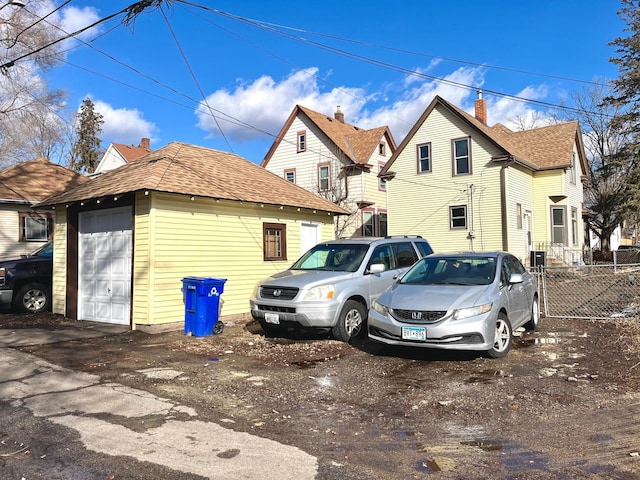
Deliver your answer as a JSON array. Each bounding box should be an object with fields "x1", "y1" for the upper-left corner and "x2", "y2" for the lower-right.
[{"x1": 500, "y1": 155, "x2": 516, "y2": 251}]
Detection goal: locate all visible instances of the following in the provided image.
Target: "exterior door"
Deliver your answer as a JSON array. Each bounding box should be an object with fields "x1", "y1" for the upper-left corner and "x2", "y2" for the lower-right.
[
  {"x1": 300, "y1": 222, "x2": 321, "y2": 256},
  {"x1": 78, "y1": 207, "x2": 132, "y2": 325}
]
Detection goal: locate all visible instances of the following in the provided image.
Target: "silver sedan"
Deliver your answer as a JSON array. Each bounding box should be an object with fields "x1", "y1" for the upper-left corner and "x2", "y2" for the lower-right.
[{"x1": 368, "y1": 252, "x2": 539, "y2": 358}]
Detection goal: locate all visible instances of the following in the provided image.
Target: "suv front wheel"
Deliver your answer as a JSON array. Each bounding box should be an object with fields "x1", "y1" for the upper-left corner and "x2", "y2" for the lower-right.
[
  {"x1": 13, "y1": 283, "x2": 50, "y2": 314},
  {"x1": 332, "y1": 300, "x2": 366, "y2": 343}
]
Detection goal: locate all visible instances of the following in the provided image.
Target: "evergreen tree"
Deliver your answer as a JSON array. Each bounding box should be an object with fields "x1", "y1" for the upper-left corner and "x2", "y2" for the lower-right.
[{"x1": 69, "y1": 98, "x2": 104, "y2": 173}]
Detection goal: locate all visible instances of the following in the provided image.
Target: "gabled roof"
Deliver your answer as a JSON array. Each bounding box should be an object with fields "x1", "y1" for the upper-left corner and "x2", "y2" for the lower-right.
[
  {"x1": 111, "y1": 142, "x2": 152, "y2": 162},
  {"x1": 0, "y1": 157, "x2": 89, "y2": 204},
  {"x1": 382, "y1": 95, "x2": 588, "y2": 175},
  {"x1": 38, "y1": 142, "x2": 348, "y2": 215},
  {"x1": 262, "y1": 105, "x2": 396, "y2": 167}
]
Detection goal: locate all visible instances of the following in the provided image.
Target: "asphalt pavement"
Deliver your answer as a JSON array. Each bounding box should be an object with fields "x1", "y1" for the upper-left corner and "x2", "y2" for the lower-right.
[{"x1": 0, "y1": 324, "x2": 318, "y2": 479}]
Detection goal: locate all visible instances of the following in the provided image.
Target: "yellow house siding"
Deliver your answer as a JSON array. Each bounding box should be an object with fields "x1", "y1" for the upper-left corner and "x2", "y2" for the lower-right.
[
  {"x1": 504, "y1": 164, "x2": 535, "y2": 262},
  {"x1": 532, "y1": 170, "x2": 564, "y2": 245},
  {"x1": 388, "y1": 104, "x2": 504, "y2": 252},
  {"x1": 132, "y1": 193, "x2": 335, "y2": 327},
  {"x1": 132, "y1": 191, "x2": 151, "y2": 327},
  {"x1": 51, "y1": 208, "x2": 67, "y2": 315}
]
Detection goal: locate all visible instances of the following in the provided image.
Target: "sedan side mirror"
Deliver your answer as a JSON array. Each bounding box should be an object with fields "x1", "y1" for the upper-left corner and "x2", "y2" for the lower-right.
[{"x1": 509, "y1": 273, "x2": 524, "y2": 284}]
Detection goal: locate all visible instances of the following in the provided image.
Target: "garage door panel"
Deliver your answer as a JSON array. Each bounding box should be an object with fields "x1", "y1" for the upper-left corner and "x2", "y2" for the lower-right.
[{"x1": 79, "y1": 207, "x2": 132, "y2": 326}]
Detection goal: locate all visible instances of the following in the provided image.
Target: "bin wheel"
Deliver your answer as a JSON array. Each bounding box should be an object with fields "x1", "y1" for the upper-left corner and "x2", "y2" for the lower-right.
[{"x1": 213, "y1": 321, "x2": 224, "y2": 335}]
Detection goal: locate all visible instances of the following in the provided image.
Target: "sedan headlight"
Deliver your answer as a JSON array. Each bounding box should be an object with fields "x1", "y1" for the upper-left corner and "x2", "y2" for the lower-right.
[
  {"x1": 453, "y1": 303, "x2": 492, "y2": 320},
  {"x1": 372, "y1": 298, "x2": 389, "y2": 316},
  {"x1": 303, "y1": 284, "x2": 335, "y2": 301}
]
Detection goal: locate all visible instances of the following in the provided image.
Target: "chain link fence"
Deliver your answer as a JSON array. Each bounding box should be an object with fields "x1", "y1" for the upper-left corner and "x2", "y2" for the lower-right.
[{"x1": 536, "y1": 263, "x2": 640, "y2": 320}]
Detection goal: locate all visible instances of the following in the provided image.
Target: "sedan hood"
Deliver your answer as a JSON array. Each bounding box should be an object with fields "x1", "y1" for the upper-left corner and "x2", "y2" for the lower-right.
[
  {"x1": 260, "y1": 269, "x2": 354, "y2": 288},
  {"x1": 380, "y1": 284, "x2": 492, "y2": 311}
]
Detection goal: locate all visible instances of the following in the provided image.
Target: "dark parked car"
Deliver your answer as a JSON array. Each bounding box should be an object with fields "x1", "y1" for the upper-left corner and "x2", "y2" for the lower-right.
[
  {"x1": 368, "y1": 252, "x2": 539, "y2": 358},
  {"x1": 0, "y1": 241, "x2": 52, "y2": 313}
]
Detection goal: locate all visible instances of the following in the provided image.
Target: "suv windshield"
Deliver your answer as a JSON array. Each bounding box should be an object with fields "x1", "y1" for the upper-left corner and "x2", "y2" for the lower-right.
[{"x1": 290, "y1": 243, "x2": 369, "y2": 272}]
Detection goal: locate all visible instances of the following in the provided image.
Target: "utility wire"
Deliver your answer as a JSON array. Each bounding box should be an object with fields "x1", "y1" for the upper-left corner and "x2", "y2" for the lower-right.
[{"x1": 159, "y1": 5, "x2": 233, "y2": 152}]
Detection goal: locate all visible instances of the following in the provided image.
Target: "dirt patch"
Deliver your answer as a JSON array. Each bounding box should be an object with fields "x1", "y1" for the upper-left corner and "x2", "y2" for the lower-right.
[{"x1": 2, "y1": 312, "x2": 640, "y2": 479}]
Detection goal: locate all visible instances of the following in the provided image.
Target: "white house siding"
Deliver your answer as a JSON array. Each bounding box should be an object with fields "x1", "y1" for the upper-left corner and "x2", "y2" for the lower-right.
[
  {"x1": 93, "y1": 145, "x2": 126, "y2": 175},
  {"x1": 0, "y1": 205, "x2": 50, "y2": 259},
  {"x1": 504, "y1": 164, "x2": 535, "y2": 263},
  {"x1": 563, "y1": 144, "x2": 585, "y2": 250},
  {"x1": 131, "y1": 193, "x2": 335, "y2": 328},
  {"x1": 387, "y1": 104, "x2": 504, "y2": 253},
  {"x1": 51, "y1": 208, "x2": 68, "y2": 315}
]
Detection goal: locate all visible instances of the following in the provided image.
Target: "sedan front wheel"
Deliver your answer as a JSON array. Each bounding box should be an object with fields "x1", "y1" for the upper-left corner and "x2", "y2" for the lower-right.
[{"x1": 486, "y1": 313, "x2": 513, "y2": 358}]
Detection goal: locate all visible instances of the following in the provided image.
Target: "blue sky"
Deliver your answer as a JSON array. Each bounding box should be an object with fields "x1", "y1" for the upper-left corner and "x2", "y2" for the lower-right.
[{"x1": 32, "y1": 0, "x2": 625, "y2": 164}]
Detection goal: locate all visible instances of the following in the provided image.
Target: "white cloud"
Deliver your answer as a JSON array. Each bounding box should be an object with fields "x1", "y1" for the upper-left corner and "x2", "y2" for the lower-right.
[
  {"x1": 196, "y1": 67, "x2": 366, "y2": 141},
  {"x1": 196, "y1": 65, "x2": 552, "y2": 147},
  {"x1": 54, "y1": 5, "x2": 101, "y2": 42},
  {"x1": 90, "y1": 99, "x2": 157, "y2": 147}
]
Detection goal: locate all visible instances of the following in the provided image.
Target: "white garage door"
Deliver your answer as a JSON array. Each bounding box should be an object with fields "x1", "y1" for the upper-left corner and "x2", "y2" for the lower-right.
[{"x1": 78, "y1": 207, "x2": 132, "y2": 325}]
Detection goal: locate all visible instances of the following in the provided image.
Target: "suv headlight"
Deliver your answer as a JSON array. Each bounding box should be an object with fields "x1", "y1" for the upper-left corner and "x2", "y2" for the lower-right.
[
  {"x1": 372, "y1": 299, "x2": 389, "y2": 316},
  {"x1": 453, "y1": 303, "x2": 492, "y2": 320},
  {"x1": 302, "y1": 284, "x2": 335, "y2": 301}
]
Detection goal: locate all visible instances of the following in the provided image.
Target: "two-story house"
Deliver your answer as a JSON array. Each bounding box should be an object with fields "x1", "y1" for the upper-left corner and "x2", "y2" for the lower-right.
[
  {"x1": 262, "y1": 105, "x2": 396, "y2": 238},
  {"x1": 380, "y1": 94, "x2": 588, "y2": 266}
]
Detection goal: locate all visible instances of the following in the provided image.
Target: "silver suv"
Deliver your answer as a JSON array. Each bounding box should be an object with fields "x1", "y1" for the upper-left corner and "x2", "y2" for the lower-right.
[{"x1": 249, "y1": 236, "x2": 433, "y2": 342}]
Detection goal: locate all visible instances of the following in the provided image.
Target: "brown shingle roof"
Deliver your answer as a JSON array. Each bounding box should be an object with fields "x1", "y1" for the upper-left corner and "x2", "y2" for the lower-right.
[
  {"x1": 262, "y1": 105, "x2": 396, "y2": 167},
  {"x1": 0, "y1": 157, "x2": 89, "y2": 203},
  {"x1": 38, "y1": 143, "x2": 348, "y2": 214},
  {"x1": 383, "y1": 96, "x2": 587, "y2": 175}
]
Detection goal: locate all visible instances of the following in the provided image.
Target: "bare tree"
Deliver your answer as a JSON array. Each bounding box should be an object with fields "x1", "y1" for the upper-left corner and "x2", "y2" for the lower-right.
[{"x1": 0, "y1": 1, "x2": 71, "y2": 167}]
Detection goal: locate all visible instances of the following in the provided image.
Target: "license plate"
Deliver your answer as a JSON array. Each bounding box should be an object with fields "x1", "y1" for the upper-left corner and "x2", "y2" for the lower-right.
[
  {"x1": 402, "y1": 326, "x2": 426, "y2": 341},
  {"x1": 264, "y1": 312, "x2": 280, "y2": 324}
]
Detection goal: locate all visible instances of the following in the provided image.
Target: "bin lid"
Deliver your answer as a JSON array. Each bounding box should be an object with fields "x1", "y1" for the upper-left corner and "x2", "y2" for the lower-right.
[{"x1": 182, "y1": 276, "x2": 227, "y2": 284}]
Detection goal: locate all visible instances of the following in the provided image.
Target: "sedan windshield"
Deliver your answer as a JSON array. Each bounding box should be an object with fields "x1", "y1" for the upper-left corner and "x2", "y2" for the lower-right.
[
  {"x1": 291, "y1": 244, "x2": 369, "y2": 272},
  {"x1": 401, "y1": 256, "x2": 497, "y2": 286}
]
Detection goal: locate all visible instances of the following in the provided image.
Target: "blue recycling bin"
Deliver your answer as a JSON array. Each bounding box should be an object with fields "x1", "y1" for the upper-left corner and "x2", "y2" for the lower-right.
[{"x1": 181, "y1": 277, "x2": 227, "y2": 336}]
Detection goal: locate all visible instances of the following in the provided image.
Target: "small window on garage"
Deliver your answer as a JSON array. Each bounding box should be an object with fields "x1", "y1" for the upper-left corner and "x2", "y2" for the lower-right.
[
  {"x1": 19, "y1": 212, "x2": 52, "y2": 241},
  {"x1": 263, "y1": 222, "x2": 287, "y2": 261}
]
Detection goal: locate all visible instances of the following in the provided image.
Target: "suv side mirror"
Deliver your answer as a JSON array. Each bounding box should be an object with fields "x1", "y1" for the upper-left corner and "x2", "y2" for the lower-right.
[{"x1": 368, "y1": 263, "x2": 386, "y2": 274}]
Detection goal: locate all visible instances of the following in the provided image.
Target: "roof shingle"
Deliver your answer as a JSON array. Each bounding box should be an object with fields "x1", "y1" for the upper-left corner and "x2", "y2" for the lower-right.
[
  {"x1": 0, "y1": 158, "x2": 89, "y2": 203},
  {"x1": 38, "y1": 143, "x2": 348, "y2": 214}
]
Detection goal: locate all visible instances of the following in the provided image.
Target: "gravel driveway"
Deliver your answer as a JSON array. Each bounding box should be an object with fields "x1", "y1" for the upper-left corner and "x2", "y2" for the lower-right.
[{"x1": 1, "y1": 312, "x2": 640, "y2": 479}]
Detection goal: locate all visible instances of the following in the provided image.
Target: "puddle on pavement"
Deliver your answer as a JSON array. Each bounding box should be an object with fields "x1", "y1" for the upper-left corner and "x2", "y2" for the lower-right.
[
  {"x1": 465, "y1": 369, "x2": 510, "y2": 384},
  {"x1": 461, "y1": 440, "x2": 503, "y2": 451}
]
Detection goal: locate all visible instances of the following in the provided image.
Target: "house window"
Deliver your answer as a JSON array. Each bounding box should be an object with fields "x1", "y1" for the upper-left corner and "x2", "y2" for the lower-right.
[
  {"x1": 551, "y1": 206, "x2": 566, "y2": 244},
  {"x1": 417, "y1": 143, "x2": 431, "y2": 173},
  {"x1": 263, "y1": 223, "x2": 287, "y2": 261},
  {"x1": 571, "y1": 207, "x2": 578, "y2": 245},
  {"x1": 516, "y1": 203, "x2": 523, "y2": 229},
  {"x1": 362, "y1": 210, "x2": 387, "y2": 237},
  {"x1": 297, "y1": 131, "x2": 306, "y2": 153},
  {"x1": 284, "y1": 169, "x2": 296, "y2": 183},
  {"x1": 570, "y1": 152, "x2": 576, "y2": 185},
  {"x1": 19, "y1": 212, "x2": 52, "y2": 241},
  {"x1": 378, "y1": 162, "x2": 387, "y2": 191},
  {"x1": 362, "y1": 211, "x2": 374, "y2": 236},
  {"x1": 453, "y1": 137, "x2": 471, "y2": 175},
  {"x1": 450, "y1": 205, "x2": 467, "y2": 229},
  {"x1": 379, "y1": 212, "x2": 388, "y2": 237},
  {"x1": 379, "y1": 142, "x2": 386, "y2": 156},
  {"x1": 318, "y1": 163, "x2": 330, "y2": 192}
]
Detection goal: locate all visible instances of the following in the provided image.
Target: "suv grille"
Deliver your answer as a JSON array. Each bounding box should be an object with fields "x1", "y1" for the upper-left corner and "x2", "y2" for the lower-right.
[
  {"x1": 392, "y1": 309, "x2": 447, "y2": 324},
  {"x1": 260, "y1": 286, "x2": 299, "y2": 300}
]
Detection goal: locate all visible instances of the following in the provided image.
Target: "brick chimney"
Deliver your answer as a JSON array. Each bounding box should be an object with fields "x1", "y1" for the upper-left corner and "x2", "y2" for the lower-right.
[
  {"x1": 474, "y1": 90, "x2": 487, "y2": 125},
  {"x1": 334, "y1": 105, "x2": 344, "y2": 123},
  {"x1": 139, "y1": 137, "x2": 150, "y2": 150}
]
